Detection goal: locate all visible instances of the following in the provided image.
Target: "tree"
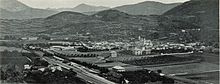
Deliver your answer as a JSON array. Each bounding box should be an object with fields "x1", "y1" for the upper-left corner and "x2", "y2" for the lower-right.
[{"x1": 0, "y1": 64, "x2": 24, "y2": 83}]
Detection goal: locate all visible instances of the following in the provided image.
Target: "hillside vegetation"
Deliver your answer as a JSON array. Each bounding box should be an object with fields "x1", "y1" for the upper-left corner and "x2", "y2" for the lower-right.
[{"x1": 1, "y1": 0, "x2": 218, "y2": 45}]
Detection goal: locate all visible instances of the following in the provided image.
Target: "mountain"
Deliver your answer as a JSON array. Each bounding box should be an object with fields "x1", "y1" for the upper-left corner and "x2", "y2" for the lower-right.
[
  {"x1": 92, "y1": 10, "x2": 130, "y2": 21},
  {"x1": 45, "y1": 11, "x2": 90, "y2": 25},
  {"x1": 0, "y1": 0, "x2": 58, "y2": 19},
  {"x1": 72, "y1": 4, "x2": 110, "y2": 13},
  {"x1": 114, "y1": 1, "x2": 181, "y2": 15},
  {"x1": 0, "y1": 9, "x2": 161, "y2": 41},
  {"x1": 53, "y1": 3, "x2": 110, "y2": 13},
  {"x1": 1, "y1": 7, "x2": 215, "y2": 44},
  {"x1": 40, "y1": 10, "x2": 162, "y2": 40},
  {"x1": 46, "y1": 11, "x2": 87, "y2": 20},
  {"x1": 163, "y1": 0, "x2": 219, "y2": 43},
  {"x1": 0, "y1": 0, "x2": 30, "y2": 12},
  {"x1": 50, "y1": 8, "x2": 74, "y2": 12},
  {"x1": 0, "y1": 9, "x2": 199, "y2": 42}
]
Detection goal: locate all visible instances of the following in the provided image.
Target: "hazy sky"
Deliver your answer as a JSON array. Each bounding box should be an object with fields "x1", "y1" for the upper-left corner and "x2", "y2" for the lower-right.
[{"x1": 18, "y1": 0, "x2": 189, "y2": 9}]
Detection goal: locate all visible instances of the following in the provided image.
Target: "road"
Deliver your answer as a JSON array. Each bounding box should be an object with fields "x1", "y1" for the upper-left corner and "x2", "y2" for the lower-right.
[{"x1": 32, "y1": 50, "x2": 115, "y2": 84}]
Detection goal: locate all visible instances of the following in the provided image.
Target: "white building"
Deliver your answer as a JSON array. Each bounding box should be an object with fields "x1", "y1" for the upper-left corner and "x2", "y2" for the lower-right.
[
  {"x1": 132, "y1": 46, "x2": 152, "y2": 56},
  {"x1": 24, "y1": 64, "x2": 31, "y2": 70},
  {"x1": 21, "y1": 37, "x2": 38, "y2": 40},
  {"x1": 110, "y1": 51, "x2": 117, "y2": 57},
  {"x1": 133, "y1": 48, "x2": 143, "y2": 56},
  {"x1": 50, "y1": 46, "x2": 76, "y2": 51},
  {"x1": 112, "y1": 66, "x2": 125, "y2": 72},
  {"x1": 51, "y1": 66, "x2": 62, "y2": 72},
  {"x1": 143, "y1": 49, "x2": 152, "y2": 55},
  {"x1": 48, "y1": 41, "x2": 72, "y2": 45}
]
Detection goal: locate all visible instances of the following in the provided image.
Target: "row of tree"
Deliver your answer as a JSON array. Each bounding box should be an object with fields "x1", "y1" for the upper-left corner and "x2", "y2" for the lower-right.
[
  {"x1": 77, "y1": 47, "x2": 119, "y2": 52},
  {"x1": 104, "y1": 69, "x2": 175, "y2": 84},
  {"x1": 24, "y1": 67, "x2": 84, "y2": 84},
  {"x1": 151, "y1": 48, "x2": 193, "y2": 54},
  {"x1": 123, "y1": 55, "x2": 195, "y2": 66},
  {"x1": 70, "y1": 59, "x2": 109, "y2": 73},
  {"x1": 54, "y1": 52, "x2": 98, "y2": 57},
  {"x1": 51, "y1": 53, "x2": 109, "y2": 74}
]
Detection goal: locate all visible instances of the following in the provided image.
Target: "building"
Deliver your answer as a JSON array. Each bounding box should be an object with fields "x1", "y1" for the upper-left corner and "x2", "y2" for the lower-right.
[
  {"x1": 24, "y1": 64, "x2": 31, "y2": 70},
  {"x1": 48, "y1": 41, "x2": 72, "y2": 46},
  {"x1": 132, "y1": 46, "x2": 152, "y2": 56},
  {"x1": 110, "y1": 51, "x2": 117, "y2": 57},
  {"x1": 112, "y1": 66, "x2": 125, "y2": 72},
  {"x1": 21, "y1": 37, "x2": 38, "y2": 40},
  {"x1": 50, "y1": 66, "x2": 62, "y2": 72},
  {"x1": 143, "y1": 49, "x2": 151, "y2": 55},
  {"x1": 50, "y1": 46, "x2": 76, "y2": 51},
  {"x1": 126, "y1": 36, "x2": 153, "y2": 56},
  {"x1": 133, "y1": 48, "x2": 143, "y2": 56}
]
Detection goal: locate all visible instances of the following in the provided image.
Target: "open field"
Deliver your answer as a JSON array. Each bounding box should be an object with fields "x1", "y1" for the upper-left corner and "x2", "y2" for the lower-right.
[
  {"x1": 144, "y1": 62, "x2": 219, "y2": 75},
  {"x1": 174, "y1": 52, "x2": 219, "y2": 84},
  {"x1": 179, "y1": 71, "x2": 219, "y2": 84},
  {"x1": 121, "y1": 55, "x2": 201, "y2": 66},
  {"x1": 56, "y1": 49, "x2": 219, "y2": 83},
  {"x1": 72, "y1": 57, "x2": 145, "y2": 71},
  {"x1": 143, "y1": 62, "x2": 219, "y2": 84},
  {"x1": 199, "y1": 53, "x2": 219, "y2": 65}
]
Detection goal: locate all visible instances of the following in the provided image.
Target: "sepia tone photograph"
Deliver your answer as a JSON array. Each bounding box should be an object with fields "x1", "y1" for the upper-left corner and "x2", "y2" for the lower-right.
[{"x1": 0, "y1": 0, "x2": 219, "y2": 84}]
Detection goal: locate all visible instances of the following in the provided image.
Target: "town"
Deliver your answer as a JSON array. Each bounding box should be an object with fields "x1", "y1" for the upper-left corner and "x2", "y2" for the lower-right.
[
  {"x1": 0, "y1": 0, "x2": 219, "y2": 84},
  {"x1": 1, "y1": 25, "x2": 219, "y2": 84},
  {"x1": 1, "y1": 35, "x2": 213, "y2": 84}
]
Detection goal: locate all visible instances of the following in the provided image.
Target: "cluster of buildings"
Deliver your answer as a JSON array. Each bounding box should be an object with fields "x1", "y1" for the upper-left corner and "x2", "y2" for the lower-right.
[
  {"x1": 83, "y1": 36, "x2": 195, "y2": 56},
  {"x1": 125, "y1": 36, "x2": 153, "y2": 56},
  {"x1": 124, "y1": 37, "x2": 200, "y2": 55},
  {"x1": 20, "y1": 37, "x2": 39, "y2": 40},
  {"x1": 85, "y1": 41, "x2": 124, "y2": 50},
  {"x1": 153, "y1": 43, "x2": 193, "y2": 51},
  {"x1": 32, "y1": 36, "x2": 200, "y2": 57},
  {"x1": 24, "y1": 59, "x2": 63, "y2": 73}
]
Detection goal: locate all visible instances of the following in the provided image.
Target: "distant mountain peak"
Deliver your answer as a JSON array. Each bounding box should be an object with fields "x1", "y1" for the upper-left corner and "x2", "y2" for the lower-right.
[
  {"x1": 75, "y1": 3, "x2": 108, "y2": 8},
  {"x1": 92, "y1": 9, "x2": 131, "y2": 21},
  {"x1": 0, "y1": 0, "x2": 30, "y2": 12},
  {"x1": 77, "y1": 3, "x2": 89, "y2": 7},
  {"x1": 0, "y1": 0, "x2": 58, "y2": 19},
  {"x1": 54, "y1": 11, "x2": 86, "y2": 16},
  {"x1": 139, "y1": 1, "x2": 162, "y2": 4},
  {"x1": 46, "y1": 11, "x2": 87, "y2": 20},
  {"x1": 94, "y1": 9, "x2": 129, "y2": 16},
  {"x1": 72, "y1": 3, "x2": 110, "y2": 13}
]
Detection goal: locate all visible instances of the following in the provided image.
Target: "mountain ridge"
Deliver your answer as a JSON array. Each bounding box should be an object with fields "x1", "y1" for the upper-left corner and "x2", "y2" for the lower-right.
[
  {"x1": 162, "y1": 0, "x2": 219, "y2": 43},
  {"x1": 0, "y1": 0, "x2": 181, "y2": 19},
  {"x1": 0, "y1": 0, "x2": 58, "y2": 19},
  {"x1": 52, "y1": 3, "x2": 110, "y2": 13},
  {"x1": 114, "y1": 1, "x2": 181, "y2": 15},
  {"x1": 0, "y1": 0, "x2": 30, "y2": 12}
]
